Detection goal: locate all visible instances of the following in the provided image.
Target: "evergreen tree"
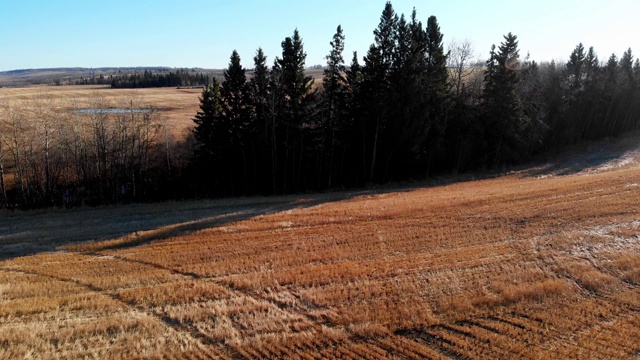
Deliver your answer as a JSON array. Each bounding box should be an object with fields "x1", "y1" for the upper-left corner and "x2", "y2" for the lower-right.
[
  {"x1": 221, "y1": 50, "x2": 252, "y2": 194},
  {"x1": 619, "y1": 48, "x2": 635, "y2": 90},
  {"x1": 344, "y1": 51, "x2": 364, "y2": 185},
  {"x1": 386, "y1": 10, "x2": 429, "y2": 179},
  {"x1": 275, "y1": 29, "x2": 315, "y2": 192},
  {"x1": 566, "y1": 43, "x2": 586, "y2": 94},
  {"x1": 362, "y1": 44, "x2": 387, "y2": 182},
  {"x1": 249, "y1": 48, "x2": 273, "y2": 193},
  {"x1": 221, "y1": 50, "x2": 250, "y2": 134},
  {"x1": 192, "y1": 79, "x2": 225, "y2": 193},
  {"x1": 362, "y1": 2, "x2": 397, "y2": 182},
  {"x1": 422, "y1": 15, "x2": 450, "y2": 175},
  {"x1": 481, "y1": 33, "x2": 527, "y2": 166},
  {"x1": 374, "y1": 2, "x2": 398, "y2": 70},
  {"x1": 321, "y1": 25, "x2": 347, "y2": 187},
  {"x1": 251, "y1": 48, "x2": 270, "y2": 143}
]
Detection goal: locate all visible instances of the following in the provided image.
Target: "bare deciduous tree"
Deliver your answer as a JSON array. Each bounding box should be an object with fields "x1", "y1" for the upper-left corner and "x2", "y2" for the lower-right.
[{"x1": 447, "y1": 39, "x2": 476, "y2": 98}]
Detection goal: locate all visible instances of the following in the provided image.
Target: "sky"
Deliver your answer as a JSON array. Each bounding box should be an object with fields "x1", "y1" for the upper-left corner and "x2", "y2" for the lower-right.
[{"x1": 1, "y1": 0, "x2": 639, "y2": 71}]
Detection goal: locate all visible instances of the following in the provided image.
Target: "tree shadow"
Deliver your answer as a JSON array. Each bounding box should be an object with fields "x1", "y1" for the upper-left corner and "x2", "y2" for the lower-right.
[
  {"x1": 0, "y1": 189, "x2": 392, "y2": 261},
  {"x1": 523, "y1": 134, "x2": 640, "y2": 177}
]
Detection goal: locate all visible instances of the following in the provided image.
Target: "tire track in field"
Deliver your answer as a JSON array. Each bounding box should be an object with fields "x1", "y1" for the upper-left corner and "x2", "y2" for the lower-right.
[
  {"x1": 69, "y1": 249, "x2": 353, "y2": 358},
  {"x1": 71, "y1": 249, "x2": 386, "y2": 358},
  {"x1": 81, "y1": 249, "x2": 340, "y2": 323},
  {"x1": 0, "y1": 266, "x2": 236, "y2": 359}
]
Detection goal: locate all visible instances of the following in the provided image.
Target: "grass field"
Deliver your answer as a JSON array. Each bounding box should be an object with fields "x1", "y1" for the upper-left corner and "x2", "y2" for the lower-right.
[
  {"x1": 0, "y1": 85, "x2": 202, "y2": 135},
  {"x1": 1, "y1": 134, "x2": 639, "y2": 359}
]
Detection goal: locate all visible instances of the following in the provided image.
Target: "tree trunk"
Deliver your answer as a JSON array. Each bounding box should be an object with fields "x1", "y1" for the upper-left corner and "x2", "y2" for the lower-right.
[{"x1": 369, "y1": 114, "x2": 381, "y2": 182}]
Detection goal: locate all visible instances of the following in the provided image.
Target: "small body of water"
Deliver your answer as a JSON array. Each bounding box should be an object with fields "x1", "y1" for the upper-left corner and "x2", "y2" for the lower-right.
[{"x1": 72, "y1": 108, "x2": 152, "y2": 114}]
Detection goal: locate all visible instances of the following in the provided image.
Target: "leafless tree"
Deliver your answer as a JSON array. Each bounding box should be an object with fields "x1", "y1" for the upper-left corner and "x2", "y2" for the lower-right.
[{"x1": 447, "y1": 39, "x2": 477, "y2": 99}]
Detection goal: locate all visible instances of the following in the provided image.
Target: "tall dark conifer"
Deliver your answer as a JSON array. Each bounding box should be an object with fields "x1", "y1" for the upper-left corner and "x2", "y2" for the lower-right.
[
  {"x1": 250, "y1": 48, "x2": 272, "y2": 193},
  {"x1": 275, "y1": 29, "x2": 315, "y2": 192},
  {"x1": 192, "y1": 78, "x2": 225, "y2": 194},
  {"x1": 363, "y1": 1, "x2": 397, "y2": 182},
  {"x1": 221, "y1": 50, "x2": 251, "y2": 194},
  {"x1": 481, "y1": 32, "x2": 527, "y2": 166},
  {"x1": 566, "y1": 43, "x2": 586, "y2": 94},
  {"x1": 321, "y1": 25, "x2": 347, "y2": 188},
  {"x1": 423, "y1": 15, "x2": 450, "y2": 175}
]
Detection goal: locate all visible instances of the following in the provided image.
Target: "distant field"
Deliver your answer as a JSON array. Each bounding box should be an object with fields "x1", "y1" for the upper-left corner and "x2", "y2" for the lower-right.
[
  {"x1": 1, "y1": 136, "x2": 640, "y2": 358},
  {"x1": 0, "y1": 85, "x2": 202, "y2": 135}
]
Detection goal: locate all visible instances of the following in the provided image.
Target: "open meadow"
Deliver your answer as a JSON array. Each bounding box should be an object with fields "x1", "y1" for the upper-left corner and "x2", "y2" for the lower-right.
[
  {"x1": 0, "y1": 134, "x2": 639, "y2": 359},
  {"x1": 0, "y1": 85, "x2": 202, "y2": 136}
]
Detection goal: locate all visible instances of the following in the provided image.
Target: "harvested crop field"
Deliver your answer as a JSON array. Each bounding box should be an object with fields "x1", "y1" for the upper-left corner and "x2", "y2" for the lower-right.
[{"x1": 1, "y1": 139, "x2": 640, "y2": 358}]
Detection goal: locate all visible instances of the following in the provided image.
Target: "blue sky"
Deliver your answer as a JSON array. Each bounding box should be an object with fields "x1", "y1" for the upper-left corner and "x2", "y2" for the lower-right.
[{"x1": 1, "y1": 0, "x2": 639, "y2": 71}]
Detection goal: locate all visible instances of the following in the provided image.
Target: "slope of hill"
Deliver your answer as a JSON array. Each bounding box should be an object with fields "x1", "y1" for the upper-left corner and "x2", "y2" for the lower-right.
[{"x1": 1, "y1": 134, "x2": 639, "y2": 358}]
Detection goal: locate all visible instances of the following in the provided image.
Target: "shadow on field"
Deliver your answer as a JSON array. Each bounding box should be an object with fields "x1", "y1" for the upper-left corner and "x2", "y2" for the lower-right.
[
  {"x1": 0, "y1": 189, "x2": 397, "y2": 261},
  {"x1": 523, "y1": 133, "x2": 640, "y2": 177}
]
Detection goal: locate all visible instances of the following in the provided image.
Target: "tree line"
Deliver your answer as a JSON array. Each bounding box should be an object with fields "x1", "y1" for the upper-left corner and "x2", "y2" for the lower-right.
[
  {"x1": 1, "y1": 1, "x2": 640, "y2": 208},
  {"x1": 72, "y1": 69, "x2": 211, "y2": 88},
  {"x1": 109, "y1": 69, "x2": 211, "y2": 88},
  {"x1": 191, "y1": 1, "x2": 640, "y2": 197}
]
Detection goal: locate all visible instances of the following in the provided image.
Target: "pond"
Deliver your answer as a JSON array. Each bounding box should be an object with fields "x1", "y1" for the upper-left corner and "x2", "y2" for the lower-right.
[{"x1": 72, "y1": 108, "x2": 153, "y2": 114}]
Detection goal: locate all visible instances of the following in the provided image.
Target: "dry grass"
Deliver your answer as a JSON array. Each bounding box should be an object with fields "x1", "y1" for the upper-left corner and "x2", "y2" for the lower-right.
[
  {"x1": 1, "y1": 152, "x2": 640, "y2": 357},
  {"x1": 0, "y1": 85, "x2": 201, "y2": 135}
]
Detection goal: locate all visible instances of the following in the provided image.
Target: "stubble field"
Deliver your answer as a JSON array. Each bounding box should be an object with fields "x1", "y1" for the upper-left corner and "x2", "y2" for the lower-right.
[{"x1": 1, "y1": 133, "x2": 640, "y2": 358}]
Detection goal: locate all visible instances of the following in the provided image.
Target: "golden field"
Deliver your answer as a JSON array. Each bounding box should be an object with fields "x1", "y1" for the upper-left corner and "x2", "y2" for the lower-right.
[
  {"x1": 1, "y1": 135, "x2": 640, "y2": 358},
  {"x1": 0, "y1": 85, "x2": 202, "y2": 135}
]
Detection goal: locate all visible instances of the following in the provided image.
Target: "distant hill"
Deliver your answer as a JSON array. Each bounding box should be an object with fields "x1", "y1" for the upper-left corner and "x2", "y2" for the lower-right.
[
  {"x1": 0, "y1": 67, "x2": 225, "y2": 87},
  {"x1": 0, "y1": 66, "x2": 326, "y2": 87}
]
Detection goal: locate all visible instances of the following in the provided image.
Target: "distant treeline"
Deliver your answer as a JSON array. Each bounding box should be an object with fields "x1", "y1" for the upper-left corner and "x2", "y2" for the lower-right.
[
  {"x1": 1, "y1": 1, "x2": 640, "y2": 208},
  {"x1": 73, "y1": 69, "x2": 211, "y2": 88}
]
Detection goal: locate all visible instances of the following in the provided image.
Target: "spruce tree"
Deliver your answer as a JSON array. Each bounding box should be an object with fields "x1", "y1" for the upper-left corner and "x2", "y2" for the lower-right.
[
  {"x1": 275, "y1": 29, "x2": 315, "y2": 192},
  {"x1": 251, "y1": 48, "x2": 270, "y2": 142},
  {"x1": 193, "y1": 78, "x2": 224, "y2": 158},
  {"x1": 374, "y1": 2, "x2": 398, "y2": 70},
  {"x1": 481, "y1": 33, "x2": 527, "y2": 166},
  {"x1": 362, "y1": 44, "x2": 387, "y2": 182},
  {"x1": 344, "y1": 51, "x2": 364, "y2": 185},
  {"x1": 566, "y1": 43, "x2": 586, "y2": 95},
  {"x1": 249, "y1": 48, "x2": 273, "y2": 192},
  {"x1": 321, "y1": 25, "x2": 347, "y2": 187},
  {"x1": 386, "y1": 10, "x2": 429, "y2": 178},
  {"x1": 221, "y1": 50, "x2": 252, "y2": 194},
  {"x1": 423, "y1": 15, "x2": 450, "y2": 175},
  {"x1": 619, "y1": 48, "x2": 635, "y2": 90},
  {"x1": 192, "y1": 79, "x2": 225, "y2": 193},
  {"x1": 362, "y1": 1, "x2": 397, "y2": 182},
  {"x1": 221, "y1": 50, "x2": 250, "y2": 135}
]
